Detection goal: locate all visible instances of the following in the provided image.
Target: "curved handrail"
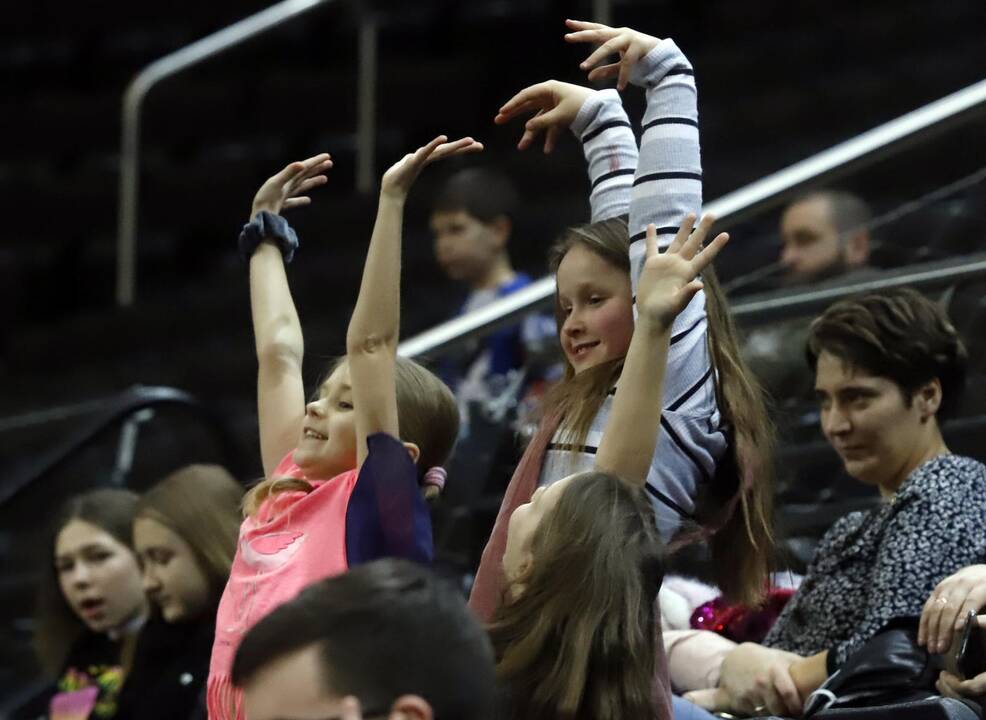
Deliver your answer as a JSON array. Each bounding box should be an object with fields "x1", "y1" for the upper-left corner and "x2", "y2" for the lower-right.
[
  {"x1": 0, "y1": 385, "x2": 249, "y2": 506},
  {"x1": 398, "y1": 78, "x2": 986, "y2": 361},
  {"x1": 115, "y1": 0, "x2": 336, "y2": 307}
]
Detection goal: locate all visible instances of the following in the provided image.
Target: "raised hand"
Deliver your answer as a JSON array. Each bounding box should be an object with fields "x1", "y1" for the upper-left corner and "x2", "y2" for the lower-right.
[
  {"x1": 564, "y1": 19, "x2": 661, "y2": 91},
  {"x1": 251, "y1": 153, "x2": 332, "y2": 218},
  {"x1": 636, "y1": 214, "x2": 729, "y2": 331},
  {"x1": 381, "y1": 135, "x2": 483, "y2": 199},
  {"x1": 494, "y1": 80, "x2": 593, "y2": 153}
]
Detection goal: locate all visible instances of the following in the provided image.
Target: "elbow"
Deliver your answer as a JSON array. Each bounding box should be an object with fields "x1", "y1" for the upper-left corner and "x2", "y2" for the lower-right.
[
  {"x1": 345, "y1": 330, "x2": 394, "y2": 357},
  {"x1": 257, "y1": 337, "x2": 303, "y2": 371}
]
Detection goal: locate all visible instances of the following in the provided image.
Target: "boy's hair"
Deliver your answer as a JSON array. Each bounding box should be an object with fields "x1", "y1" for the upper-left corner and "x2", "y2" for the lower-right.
[
  {"x1": 243, "y1": 356, "x2": 459, "y2": 515},
  {"x1": 432, "y1": 167, "x2": 519, "y2": 224},
  {"x1": 232, "y1": 558, "x2": 496, "y2": 719},
  {"x1": 136, "y1": 464, "x2": 243, "y2": 605},
  {"x1": 807, "y1": 288, "x2": 967, "y2": 416},
  {"x1": 35, "y1": 488, "x2": 140, "y2": 674},
  {"x1": 543, "y1": 216, "x2": 775, "y2": 606},
  {"x1": 489, "y1": 472, "x2": 663, "y2": 720}
]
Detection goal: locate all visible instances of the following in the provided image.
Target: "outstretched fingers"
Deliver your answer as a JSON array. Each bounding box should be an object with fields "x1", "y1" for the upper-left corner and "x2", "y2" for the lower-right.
[
  {"x1": 496, "y1": 84, "x2": 550, "y2": 122},
  {"x1": 579, "y1": 35, "x2": 630, "y2": 74},
  {"x1": 666, "y1": 213, "x2": 698, "y2": 255}
]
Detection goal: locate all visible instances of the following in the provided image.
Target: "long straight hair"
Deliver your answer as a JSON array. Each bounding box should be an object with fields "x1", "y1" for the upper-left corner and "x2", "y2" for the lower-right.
[
  {"x1": 490, "y1": 472, "x2": 663, "y2": 720},
  {"x1": 136, "y1": 464, "x2": 243, "y2": 608},
  {"x1": 544, "y1": 217, "x2": 775, "y2": 605},
  {"x1": 34, "y1": 488, "x2": 141, "y2": 675}
]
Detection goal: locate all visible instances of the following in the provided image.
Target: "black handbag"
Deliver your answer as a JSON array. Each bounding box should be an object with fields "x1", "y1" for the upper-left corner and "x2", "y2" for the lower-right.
[{"x1": 798, "y1": 617, "x2": 981, "y2": 720}]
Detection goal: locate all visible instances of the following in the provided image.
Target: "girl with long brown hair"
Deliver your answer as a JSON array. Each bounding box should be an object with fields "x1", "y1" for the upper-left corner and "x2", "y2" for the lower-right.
[
  {"x1": 470, "y1": 20, "x2": 775, "y2": 624},
  {"x1": 491, "y1": 217, "x2": 728, "y2": 720},
  {"x1": 25, "y1": 488, "x2": 147, "y2": 720}
]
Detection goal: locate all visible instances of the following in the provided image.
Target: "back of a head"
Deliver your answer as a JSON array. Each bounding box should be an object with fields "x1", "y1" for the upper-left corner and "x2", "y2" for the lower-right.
[
  {"x1": 432, "y1": 166, "x2": 519, "y2": 224},
  {"x1": 807, "y1": 287, "x2": 968, "y2": 416},
  {"x1": 137, "y1": 464, "x2": 243, "y2": 596},
  {"x1": 35, "y1": 488, "x2": 140, "y2": 674},
  {"x1": 490, "y1": 472, "x2": 663, "y2": 720},
  {"x1": 233, "y1": 558, "x2": 496, "y2": 720},
  {"x1": 394, "y1": 357, "x2": 460, "y2": 479}
]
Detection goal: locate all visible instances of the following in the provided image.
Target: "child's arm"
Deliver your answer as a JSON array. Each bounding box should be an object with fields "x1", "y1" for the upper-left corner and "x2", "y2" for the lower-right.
[
  {"x1": 569, "y1": 20, "x2": 700, "y2": 250},
  {"x1": 248, "y1": 154, "x2": 332, "y2": 478},
  {"x1": 495, "y1": 78, "x2": 636, "y2": 223},
  {"x1": 595, "y1": 216, "x2": 728, "y2": 484},
  {"x1": 347, "y1": 136, "x2": 482, "y2": 468}
]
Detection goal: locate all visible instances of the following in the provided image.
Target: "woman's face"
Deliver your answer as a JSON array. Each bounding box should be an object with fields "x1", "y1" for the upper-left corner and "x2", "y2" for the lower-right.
[
  {"x1": 503, "y1": 475, "x2": 575, "y2": 583},
  {"x1": 292, "y1": 362, "x2": 358, "y2": 478},
  {"x1": 55, "y1": 519, "x2": 147, "y2": 634},
  {"x1": 815, "y1": 350, "x2": 940, "y2": 493},
  {"x1": 555, "y1": 244, "x2": 635, "y2": 375},
  {"x1": 134, "y1": 516, "x2": 212, "y2": 623}
]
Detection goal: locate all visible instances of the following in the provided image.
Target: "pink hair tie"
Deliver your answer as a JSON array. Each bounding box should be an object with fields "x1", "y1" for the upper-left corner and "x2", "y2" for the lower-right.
[{"x1": 423, "y1": 466, "x2": 447, "y2": 492}]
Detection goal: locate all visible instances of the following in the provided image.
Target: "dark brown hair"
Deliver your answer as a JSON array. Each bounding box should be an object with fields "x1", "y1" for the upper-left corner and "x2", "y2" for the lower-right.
[
  {"x1": 232, "y1": 558, "x2": 496, "y2": 720},
  {"x1": 432, "y1": 166, "x2": 519, "y2": 224},
  {"x1": 807, "y1": 288, "x2": 968, "y2": 416},
  {"x1": 244, "y1": 356, "x2": 459, "y2": 514},
  {"x1": 34, "y1": 488, "x2": 140, "y2": 674},
  {"x1": 543, "y1": 217, "x2": 775, "y2": 605},
  {"x1": 136, "y1": 464, "x2": 243, "y2": 607},
  {"x1": 489, "y1": 472, "x2": 663, "y2": 720}
]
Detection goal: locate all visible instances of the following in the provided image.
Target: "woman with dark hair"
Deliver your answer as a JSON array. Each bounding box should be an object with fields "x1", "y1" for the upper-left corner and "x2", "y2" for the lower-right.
[
  {"x1": 683, "y1": 288, "x2": 986, "y2": 717},
  {"x1": 23, "y1": 488, "x2": 147, "y2": 719},
  {"x1": 115, "y1": 464, "x2": 243, "y2": 720}
]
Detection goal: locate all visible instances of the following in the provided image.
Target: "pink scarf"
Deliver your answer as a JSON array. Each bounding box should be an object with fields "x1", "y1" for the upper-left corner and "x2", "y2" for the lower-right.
[{"x1": 467, "y1": 413, "x2": 559, "y2": 622}]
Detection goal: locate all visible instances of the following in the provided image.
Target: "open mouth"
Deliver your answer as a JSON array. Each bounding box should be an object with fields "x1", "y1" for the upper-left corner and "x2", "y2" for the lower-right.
[
  {"x1": 570, "y1": 341, "x2": 599, "y2": 359},
  {"x1": 78, "y1": 598, "x2": 106, "y2": 617},
  {"x1": 303, "y1": 428, "x2": 328, "y2": 441}
]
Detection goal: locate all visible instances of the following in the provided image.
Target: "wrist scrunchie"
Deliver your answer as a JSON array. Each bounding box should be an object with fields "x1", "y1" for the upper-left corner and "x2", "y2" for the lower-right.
[{"x1": 238, "y1": 210, "x2": 300, "y2": 263}]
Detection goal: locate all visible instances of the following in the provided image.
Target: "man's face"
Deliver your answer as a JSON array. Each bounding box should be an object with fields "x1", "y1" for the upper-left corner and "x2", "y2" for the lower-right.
[
  {"x1": 430, "y1": 210, "x2": 504, "y2": 286},
  {"x1": 779, "y1": 197, "x2": 845, "y2": 285}
]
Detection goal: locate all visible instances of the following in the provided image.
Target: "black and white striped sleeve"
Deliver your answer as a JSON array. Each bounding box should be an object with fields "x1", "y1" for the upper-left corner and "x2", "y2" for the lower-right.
[{"x1": 570, "y1": 89, "x2": 638, "y2": 223}]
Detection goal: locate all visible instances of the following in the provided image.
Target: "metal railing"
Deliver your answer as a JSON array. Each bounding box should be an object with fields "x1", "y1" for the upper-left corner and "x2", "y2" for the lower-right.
[
  {"x1": 398, "y1": 78, "x2": 986, "y2": 361},
  {"x1": 0, "y1": 385, "x2": 248, "y2": 506},
  {"x1": 115, "y1": 0, "x2": 339, "y2": 307}
]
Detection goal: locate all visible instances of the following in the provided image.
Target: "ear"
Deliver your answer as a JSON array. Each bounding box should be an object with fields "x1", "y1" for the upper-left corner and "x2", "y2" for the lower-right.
[
  {"x1": 845, "y1": 229, "x2": 870, "y2": 266},
  {"x1": 489, "y1": 215, "x2": 512, "y2": 249},
  {"x1": 388, "y1": 695, "x2": 433, "y2": 720},
  {"x1": 915, "y1": 379, "x2": 943, "y2": 421},
  {"x1": 402, "y1": 442, "x2": 421, "y2": 464}
]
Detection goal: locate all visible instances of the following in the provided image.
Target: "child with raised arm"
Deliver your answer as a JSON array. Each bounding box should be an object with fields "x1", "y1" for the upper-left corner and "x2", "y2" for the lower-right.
[
  {"x1": 491, "y1": 218, "x2": 729, "y2": 720},
  {"x1": 207, "y1": 136, "x2": 482, "y2": 719},
  {"x1": 470, "y1": 21, "x2": 774, "y2": 619}
]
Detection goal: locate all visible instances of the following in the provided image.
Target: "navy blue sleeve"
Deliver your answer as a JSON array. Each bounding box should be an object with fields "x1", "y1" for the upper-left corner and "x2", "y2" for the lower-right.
[{"x1": 345, "y1": 432, "x2": 434, "y2": 566}]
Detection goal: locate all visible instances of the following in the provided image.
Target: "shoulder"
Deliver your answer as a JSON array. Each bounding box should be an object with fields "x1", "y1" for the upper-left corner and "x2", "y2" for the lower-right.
[{"x1": 902, "y1": 455, "x2": 986, "y2": 502}]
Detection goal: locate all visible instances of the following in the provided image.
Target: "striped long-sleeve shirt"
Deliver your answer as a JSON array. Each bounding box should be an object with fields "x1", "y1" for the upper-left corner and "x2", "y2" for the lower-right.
[{"x1": 537, "y1": 39, "x2": 726, "y2": 541}]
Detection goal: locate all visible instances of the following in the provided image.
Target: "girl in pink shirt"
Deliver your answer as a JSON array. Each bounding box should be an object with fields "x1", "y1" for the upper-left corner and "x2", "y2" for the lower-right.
[{"x1": 208, "y1": 135, "x2": 483, "y2": 719}]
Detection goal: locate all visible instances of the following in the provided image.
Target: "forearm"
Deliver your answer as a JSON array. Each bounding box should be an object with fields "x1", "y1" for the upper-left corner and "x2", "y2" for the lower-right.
[
  {"x1": 249, "y1": 242, "x2": 304, "y2": 365},
  {"x1": 571, "y1": 89, "x2": 638, "y2": 222},
  {"x1": 595, "y1": 316, "x2": 670, "y2": 484},
  {"x1": 346, "y1": 194, "x2": 403, "y2": 354},
  {"x1": 628, "y1": 39, "x2": 701, "y2": 241},
  {"x1": 347, "y1": 193, "x2": 404, "y2": 460}
]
